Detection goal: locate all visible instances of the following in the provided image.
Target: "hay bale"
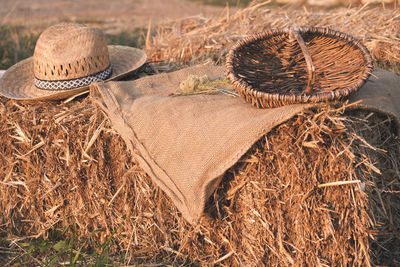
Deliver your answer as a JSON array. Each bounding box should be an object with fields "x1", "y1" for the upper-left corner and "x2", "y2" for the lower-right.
[{"x1": 0, "y1": 91, "x2": 399, "y2": 265}]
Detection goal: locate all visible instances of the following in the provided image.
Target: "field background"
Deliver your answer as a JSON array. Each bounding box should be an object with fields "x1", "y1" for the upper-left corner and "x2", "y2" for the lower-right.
[
  {"x1": 0, "y1": 0, "x2": 233, "y2": 29},
  {"x1": 1, "y1": 0, "x2": 398, "y2": 70}
]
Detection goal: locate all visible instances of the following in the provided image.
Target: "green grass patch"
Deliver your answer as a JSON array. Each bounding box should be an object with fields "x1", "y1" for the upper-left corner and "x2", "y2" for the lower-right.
[
  {"x1": 0, "y1": 25, "x2": 38, "y2": 69},
  {"x1": 58, "y1": 17, "x2": 108, "y2": 25},
  {"x1": 105, "y1": 28, "x2": 146, "y2": 49},
  {"x1": 1, "y1": 225, "x2": 120, "y2": 266},
  {"x1": 189, "y1": 0, "x2": 289, "y2": 7},
  {"x1": 190, "y1": 0, "x2": 253, "y2": 7}
]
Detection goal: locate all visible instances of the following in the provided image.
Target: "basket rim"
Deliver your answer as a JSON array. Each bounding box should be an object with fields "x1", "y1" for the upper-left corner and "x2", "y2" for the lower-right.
[{"x1": 225, "y1": 26, "x2": 374, "y2": 106}]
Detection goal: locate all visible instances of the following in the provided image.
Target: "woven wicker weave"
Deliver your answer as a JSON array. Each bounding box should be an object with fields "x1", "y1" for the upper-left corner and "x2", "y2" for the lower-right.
[{"x1": 226, "y1": 26, "x2": 374, "y2": 108}]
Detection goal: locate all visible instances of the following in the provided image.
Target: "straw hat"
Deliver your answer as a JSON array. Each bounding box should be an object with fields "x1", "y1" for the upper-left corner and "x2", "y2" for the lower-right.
[{"x1": 0, "y1": 23, "x2": 147, "y2": 101}]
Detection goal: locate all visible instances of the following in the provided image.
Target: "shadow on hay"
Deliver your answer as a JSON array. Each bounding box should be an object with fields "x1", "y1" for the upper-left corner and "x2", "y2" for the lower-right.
[{"x1": 203, "y1": 107, "x2": 400, "y2": 266}]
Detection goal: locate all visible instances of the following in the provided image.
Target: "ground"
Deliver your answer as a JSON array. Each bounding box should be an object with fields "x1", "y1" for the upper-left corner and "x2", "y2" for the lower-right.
[{"x1": 0, "y1": 0, "x2": 233, "y2": 32}]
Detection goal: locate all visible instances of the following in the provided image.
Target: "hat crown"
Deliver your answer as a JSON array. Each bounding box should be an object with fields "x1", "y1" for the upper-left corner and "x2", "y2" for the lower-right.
[{"x1": 33, "y1": 23, "x2": 110, "y2": 81}]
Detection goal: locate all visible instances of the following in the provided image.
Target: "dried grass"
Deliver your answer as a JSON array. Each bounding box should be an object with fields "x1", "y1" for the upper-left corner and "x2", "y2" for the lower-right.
[
  {"x1": 1, "y1": 3, "x2": 400, "y2": 266},
  {"x1": 146, "y1": 2, "x2": 400, "y2": 73}
]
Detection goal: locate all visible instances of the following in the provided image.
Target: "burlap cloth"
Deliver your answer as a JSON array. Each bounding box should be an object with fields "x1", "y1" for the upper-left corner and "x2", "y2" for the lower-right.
[{"x1": 90, "y1": 66, "x2": 400, "y2": 224}]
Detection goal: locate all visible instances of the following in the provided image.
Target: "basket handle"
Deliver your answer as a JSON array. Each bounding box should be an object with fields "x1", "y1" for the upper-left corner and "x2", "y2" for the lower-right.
[{"x1": 289, "y1": 28, "x2": 315, "y2": 94}]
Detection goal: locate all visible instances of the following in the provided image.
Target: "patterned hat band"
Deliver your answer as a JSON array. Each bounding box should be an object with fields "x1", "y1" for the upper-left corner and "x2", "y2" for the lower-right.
[{"x1": 34, "y1": 65, "x2": 113, "y2": 91}]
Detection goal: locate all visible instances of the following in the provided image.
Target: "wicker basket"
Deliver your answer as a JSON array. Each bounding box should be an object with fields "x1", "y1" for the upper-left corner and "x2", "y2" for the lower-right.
[{"x1": 226, "y1": 26, "x2": 374, "y2": 108}]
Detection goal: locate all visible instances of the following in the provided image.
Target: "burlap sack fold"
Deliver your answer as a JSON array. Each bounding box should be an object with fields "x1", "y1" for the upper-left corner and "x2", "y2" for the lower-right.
[{"x1": 90, "y1": 65, "x2": 400, "y2": 224}]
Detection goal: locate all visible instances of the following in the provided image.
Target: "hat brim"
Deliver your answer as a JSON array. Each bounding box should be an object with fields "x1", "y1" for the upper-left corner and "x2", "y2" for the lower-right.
[{"x1": 0, "y1": 45, "x2": 147, "y2": 101}]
